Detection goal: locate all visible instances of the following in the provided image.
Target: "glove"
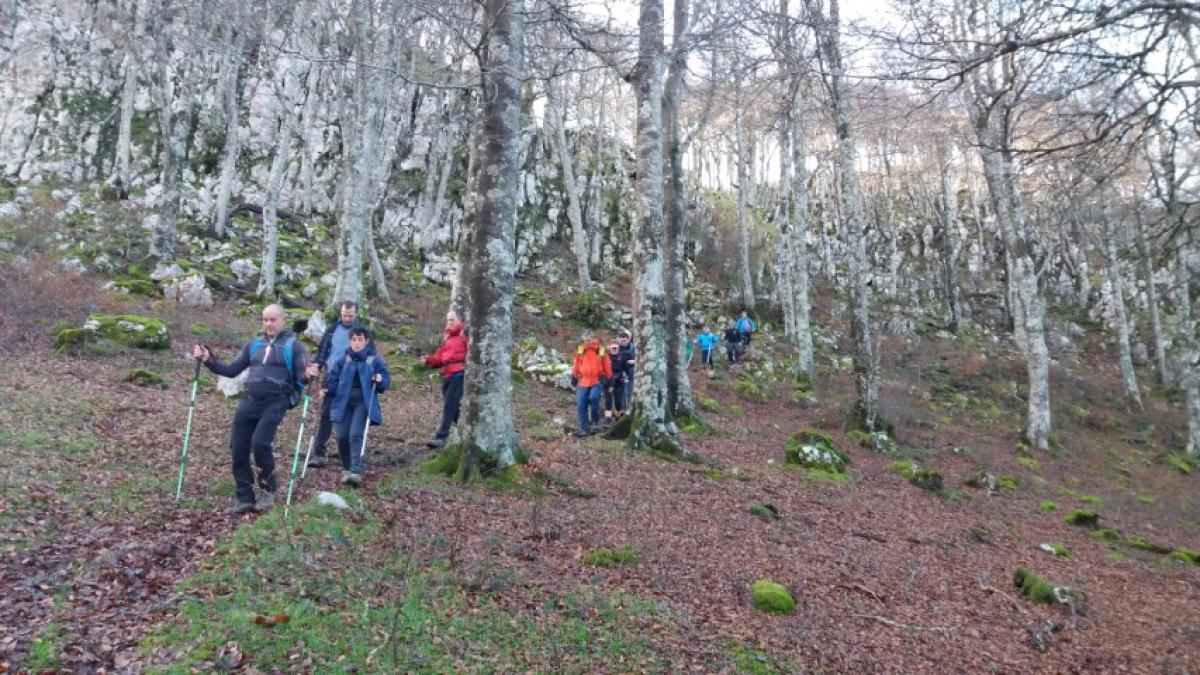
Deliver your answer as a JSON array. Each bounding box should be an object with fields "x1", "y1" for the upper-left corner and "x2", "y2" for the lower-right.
[
  {"x1": 424, "y1": 355, "x2": 438, "y2": 367},
  {"x1": 570, "y1": 376, "x2": 579, "y2": 387},
  {"x1": 373, "y1": 373, "x2": 383, "y2": 383}
]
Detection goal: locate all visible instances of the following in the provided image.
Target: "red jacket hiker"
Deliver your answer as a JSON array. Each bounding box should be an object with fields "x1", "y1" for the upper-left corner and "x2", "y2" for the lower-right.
[
  {"x1": 425, "y1": 320, "x2": 468, "y2": 377},
  {"x1": 572, "y1": 338, "x2": 612, "y2": 388}
]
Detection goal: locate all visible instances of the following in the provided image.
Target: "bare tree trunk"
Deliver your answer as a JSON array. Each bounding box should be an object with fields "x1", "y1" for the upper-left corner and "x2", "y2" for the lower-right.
[
  {"x1": 662, "y1": 0, "x2": 696, "y2": 420},
  {"x1": 257, "y1": 113, "x2": 291, "y2": 297},
  {"x1": 451, "y1": 115, "x2": 484, "y2": 317},
  {"x1": 366, "y1": 223, "x2": 392, "y2": 303},
  {"x1": 1101, "y1": 206, "x2": 1141, "y2": 408},
  {"x1": 458, "y1": 0, "x2": 525, "y2": 479},
  {"x1": 148, "y1": 0, "x2": 199, "y2": 260},
  {"x1": 111, "y1": 0, "x2": 141, "y2": 200},
  {"x1": 734, "y1": 101, "x2": 756, "y2": 310},
  {"x1": 546, "y1": 79, "x2": 592, "y2": 289},
  {"x1": 1135, "y1": 209, "x2": 1168, "y2": 387},
  {"x1": 937, "y1": 142, "x2": 962, "y2": 332},
  {"x1": 810, "y1": 0, "x2": 877, "y2": 430},
  {"x1": 211, "y1": 13, "x2": 247, "y2": 237},
  {"x1": 1175, "y1": 247, "x2": 1200, "y2": 456},
  {"x1": 789, "y1": 83, "x2": 815, "y2": 381}
]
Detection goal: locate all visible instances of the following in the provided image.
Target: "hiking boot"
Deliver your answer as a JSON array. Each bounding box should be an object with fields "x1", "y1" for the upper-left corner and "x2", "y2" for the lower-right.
[
  {"x1": 574, "y1": 430, "x2": 589, "y2": 438},
  {"x1": 340, "y1": 470, "x2": 352, "y2": 485},
  {"x1": 225, "y1": 501, "x2": 255, "y2": 516},
  {"x1": 345, "y1": 473, "x2": 363, "y2": 488},
  {"x1": 255, "y1": 492, "x2": 275, "y2": 511},
  {"x1": 306, "y1": 455, "x2": 327, "y2": 469},
  {"x1": 426, "y1": 437, "x2": 445, "y2": 449}
]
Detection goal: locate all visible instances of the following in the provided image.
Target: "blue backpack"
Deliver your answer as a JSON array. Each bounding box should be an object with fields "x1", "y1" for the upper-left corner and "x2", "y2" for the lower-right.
[{"x1": 250, "y1": 335, "x2": 305, "y2": 404}]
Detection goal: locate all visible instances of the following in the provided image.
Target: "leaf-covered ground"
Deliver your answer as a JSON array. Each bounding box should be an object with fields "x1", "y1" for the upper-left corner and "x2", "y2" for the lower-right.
[{"x1": 1, "y1": 291, "x2": 1198, "y2": 673}]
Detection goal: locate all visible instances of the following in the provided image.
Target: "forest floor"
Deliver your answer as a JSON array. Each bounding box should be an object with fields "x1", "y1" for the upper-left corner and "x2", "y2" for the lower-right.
[{"x1": 1, "y1": 259, "x2": 1198, "y2": 674}]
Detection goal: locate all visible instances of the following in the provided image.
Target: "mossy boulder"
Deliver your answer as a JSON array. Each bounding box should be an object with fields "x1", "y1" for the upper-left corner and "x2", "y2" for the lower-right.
[
  {"x1": 1125, "y1": 536, "x2": 1172, "y2": 554},
  {"x1": 1064, "y1": 509, "x2": 1099, "y2": 529},
  {"x1": 848, "y1": 429, "x2": 897, "y2": 454},
  {"x1": 1039, "y1": 543, "x2": 1074, "y2": 560},
  {"x1": 750, "y1": 580, "x2": 796, "y2": 614},
  {"x1": 581, "y1": 546, "x2": 639, "y2": 567},
  {"x1": 1013, "y1": 568, "x2": 1084, "y2": 607},
  {"x1": 55, "y1": 314, "x2": 171, "y2": 352},
  {"x1": 887, "y1": 460, "x2": 942, "y2": 491},
  {"x1": 784, "y1": 429, "x2": 850, "y2": 474}
]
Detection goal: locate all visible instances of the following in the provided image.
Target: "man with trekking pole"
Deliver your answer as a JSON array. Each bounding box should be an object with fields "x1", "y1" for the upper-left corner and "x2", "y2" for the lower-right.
[{"x1": 192, "y1": 304, "x2": 310, "y2": 515}]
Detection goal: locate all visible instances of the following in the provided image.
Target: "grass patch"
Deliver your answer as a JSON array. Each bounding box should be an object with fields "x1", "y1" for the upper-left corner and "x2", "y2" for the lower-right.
[
  {"x1": 1040, "y1": 500, "x2": 1058, "y2": 512},
  {"x1": 144, "y1": 503, "x2": 675, "y2": 671},
  {"x1": 581, "y1": 546, "x2": 639, "y2": 568}
]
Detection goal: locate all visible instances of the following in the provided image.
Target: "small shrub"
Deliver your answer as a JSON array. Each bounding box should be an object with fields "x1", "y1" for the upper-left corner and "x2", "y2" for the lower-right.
[
  {"x1": 750, "y1": 580, "x2": 796, "y2": 614},
  {"x1": 567, "y1": 289, "x2": 608, "y2": 328},
  {"x1": 748, "y1": 503, "x2": 780, "y2": 521},
  {"x1": 582, "y1": 546, "x2": 639, "y2": 567}
]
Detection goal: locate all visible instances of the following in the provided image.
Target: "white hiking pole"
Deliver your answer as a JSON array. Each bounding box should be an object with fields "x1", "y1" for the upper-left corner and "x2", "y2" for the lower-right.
[
  {"x1": 284, "y1": 390, "x2": 313, "y2": 517},
  {"x1": 359, "y1": 379, "x2": 378, "y2": 463},
  {"x1": 174, "y1": 357, "x2": 203, "y2": 502},
  {"x1": 300, "y1": 430, "x2": 317, "y2": 480}
]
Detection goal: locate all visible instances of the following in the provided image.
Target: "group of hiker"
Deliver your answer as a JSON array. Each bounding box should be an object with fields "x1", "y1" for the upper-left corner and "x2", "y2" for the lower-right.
[
  {"x1": 694, "y1": 310, "x2": 756, "y2": 368},
  {"x1": 190, "y1": 300, "x2": 757, "y2": 515},
  {"x1": 191, "y1": 302, "x2": 466, "y2": 515}
]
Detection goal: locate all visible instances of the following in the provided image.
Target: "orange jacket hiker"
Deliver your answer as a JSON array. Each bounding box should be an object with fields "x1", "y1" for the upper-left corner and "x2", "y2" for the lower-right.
[{"x1": 572, "y1": 338, "x2": 613, "y2": 388}]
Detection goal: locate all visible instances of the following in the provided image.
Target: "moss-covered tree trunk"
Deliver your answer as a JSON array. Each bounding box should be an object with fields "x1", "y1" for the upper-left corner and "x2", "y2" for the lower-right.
[
  {"x1": 458, "y1": 0, "x2": 525, "y2": 480},
  {"x1": 619, "y1": 0, "x2": 681, "y2": 455},
  {"x1": 662, "y1": 0, "x2": 697, "y2": 422}
]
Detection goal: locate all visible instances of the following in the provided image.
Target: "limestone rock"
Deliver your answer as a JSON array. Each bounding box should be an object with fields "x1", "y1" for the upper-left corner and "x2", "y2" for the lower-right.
[
  {"x1": 151, "y1": 262, "x2": 185, "y2": 281},
  {"x1": 163, "y1": 273, "x2": 214, "y2": 307},
  {"x1": 316, "y1": 491, "x2": 349, "y2": 509},
  {"x1": 217, "y1": 370, "x2": 248, "y2": 397},
  {"x1": 304, "y1": 311, "x2": 327, "y2": 342},
  {"x1": 59, "y1": 257, "x2": 86, "y2": 274},
  {"x1": 422, "y1": 258, "x2": 456, "y2": 287},
  {"x1": 56, "y1": 314, "x2": 171, "y2": 351},
  {"x1": 229, "y1": 258, "x2": 259, "y2": 285}
]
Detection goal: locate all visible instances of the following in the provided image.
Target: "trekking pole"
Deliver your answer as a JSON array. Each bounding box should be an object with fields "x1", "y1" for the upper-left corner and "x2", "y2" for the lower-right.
[
  {"x1": 359, "y1": 379, "x2": 378, "y2": 462},
  {"x1": 300, "y1": 427, "x2": 317, "y2": 480},
  {"x1": 174, "y1": 357, "x2": 203, "y2": 502},
  {"x1": 284, "y1": 389, "x2": 313, "y2": 517}
]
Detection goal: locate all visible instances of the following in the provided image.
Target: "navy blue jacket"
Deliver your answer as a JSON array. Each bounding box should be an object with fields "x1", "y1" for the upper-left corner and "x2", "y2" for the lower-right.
[
  {"x1": 324, "y1": 347, "x2": 391, "y2": 425},
  {"x1": 611, "y1": 344, "x2": 635, "y2": 384},
  {"x1": 315, "y1": 318, "x2": 374, "y2": 367},
  {"x1": 205, "y1": 331, "x2": 308, "y2": 399}
]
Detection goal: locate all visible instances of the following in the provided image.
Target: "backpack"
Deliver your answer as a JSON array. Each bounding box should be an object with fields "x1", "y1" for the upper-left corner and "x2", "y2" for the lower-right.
[{"x1": 250, "y1": 335, "x2": 305, "y2": 406}]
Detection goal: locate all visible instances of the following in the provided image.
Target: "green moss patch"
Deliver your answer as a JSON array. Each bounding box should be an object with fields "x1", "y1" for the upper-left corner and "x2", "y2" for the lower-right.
[
  {"x1": 582, "y1": 546, "x2": 639, "y2": 568},
  {"x1": 1089, "y1": 528, "x2": 1120, "y2": 542},
  {"x1": 1040, "y1": 500, "x2": 1058, "y2": 512},
  {"x1": 123, "y1": 368, "x2": 168, "y2": 389},
  {"x1": 1125, "y1": 536, "x2": 1172, "y2": 554},
  {"x1": 1040, "y1": 543, "x2": 1074, "y2": 560},
  {"x1": 1160, "y1": 453, "x2": 1194, "y2": 474},
  {"x1": 748, "y1": 503, "x2": 780, "y2": 521},
  {"x1": 750, "y1": 580, "x2": 796, "y2": 615},
  {"x1": 995, "y1": 475, "x2": 1019, "y2": 490},
  {"x1": 1013, "y1": 568, "x2": 1084, "y2": 606},
  {"x1": 1064, "y1": 510, "x2": 1099, "y2": 529},
  {"x1": 1169, "y1": 548, "x2": 1199, "y2": 565},
  {"x1": 848, "y1": 429, "x2": 897, "y2": 454},
  {"x1": 1079, "y1": 494, "x2": 1104, "y2": 507}
]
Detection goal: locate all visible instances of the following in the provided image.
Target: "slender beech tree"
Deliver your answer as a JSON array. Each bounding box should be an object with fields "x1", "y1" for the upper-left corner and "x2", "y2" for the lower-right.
[{"x1": 807, "y1": 0, "x2": 879, "y2": 430}]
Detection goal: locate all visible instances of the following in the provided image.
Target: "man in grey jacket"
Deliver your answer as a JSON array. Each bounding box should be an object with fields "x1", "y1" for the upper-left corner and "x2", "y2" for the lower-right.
[{"x1": 193, "y1": 304, "x2": 309, "y2": 515}]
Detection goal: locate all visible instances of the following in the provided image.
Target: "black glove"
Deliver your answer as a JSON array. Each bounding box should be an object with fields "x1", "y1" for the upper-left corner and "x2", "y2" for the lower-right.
[{"x1": 570, "y1": 376, "x2": 579, "y2": 387}]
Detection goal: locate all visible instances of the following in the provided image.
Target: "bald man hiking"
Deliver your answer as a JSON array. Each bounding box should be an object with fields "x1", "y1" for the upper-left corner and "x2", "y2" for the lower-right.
[{"x1": 193, "y1": 304, "x2": 310, "y2": 515}]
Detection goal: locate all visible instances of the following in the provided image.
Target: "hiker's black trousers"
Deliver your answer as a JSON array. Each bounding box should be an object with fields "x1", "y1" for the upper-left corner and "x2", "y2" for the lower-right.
[
  {"x1": 435, "y1": 373, "x2": 464, "y2": 440},
  {"x1": 230, "y1": 393, "x2": 288, "y2": 504},
  {"x1": 311, "y1": 394, "x2": 335, "y2": 458}
]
